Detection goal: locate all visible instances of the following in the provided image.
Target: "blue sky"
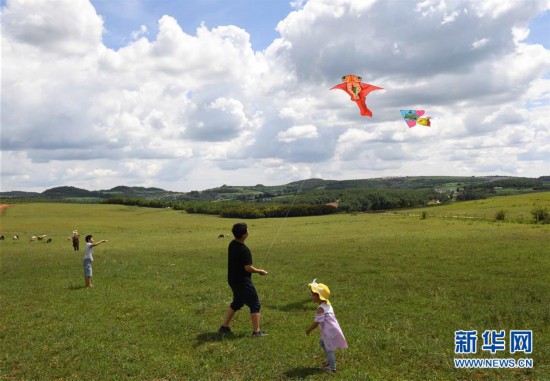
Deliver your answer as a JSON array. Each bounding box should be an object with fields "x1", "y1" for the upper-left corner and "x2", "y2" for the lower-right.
[
  {"x1": 91, "y1": 1, "x2": 549, "y2": 51},
  {"x1": 91, "y1": 0, "x2": 294, "y2": 51},
  {"x1": 1, "y1": 0, "x2": 549, "y2": 192},
  {"x1": 526, "y1": 9, "x2": 550, "y2": 47}
]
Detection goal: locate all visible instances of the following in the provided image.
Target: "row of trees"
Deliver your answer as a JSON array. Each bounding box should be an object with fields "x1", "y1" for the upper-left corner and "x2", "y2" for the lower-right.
[
  {"x1": 103, "y1": 188, "x2": 444, "y2": 218},
  {"x1": 458, "y1": 178, "x2": 549, "y2": 200},
  {"x1": 468, "y1": 178, "x2": 548, "y2": 190},
  {"x1": 91, "y1": 189, "x2": 550, "y2": 223},
  {"x1": 101, "y1": 198, "x2": 339, "y2": 218},
  {"x1": 274, "y1": 188, "x2": 444, "y2": 211},
  {"x1": 220, "y1": 204, "x2": 339, "y2": 218},
  {"x1": 454, "y1": 178, "x2": 550, "y2": 201}
]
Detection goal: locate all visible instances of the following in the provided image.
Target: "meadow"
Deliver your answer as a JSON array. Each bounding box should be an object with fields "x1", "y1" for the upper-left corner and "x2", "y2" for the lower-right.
[
  {"x1": 0, "y1": 196, "x2": 549, "y2": 380},
  {"x1": 395, "y1": 192, "x2": 550, "y2": 223}
]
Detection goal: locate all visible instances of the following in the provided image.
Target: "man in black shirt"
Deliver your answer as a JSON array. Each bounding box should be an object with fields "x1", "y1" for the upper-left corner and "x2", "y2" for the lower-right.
[{"x1": 219, "y1": 222, "x2": 268, "y2": 337}]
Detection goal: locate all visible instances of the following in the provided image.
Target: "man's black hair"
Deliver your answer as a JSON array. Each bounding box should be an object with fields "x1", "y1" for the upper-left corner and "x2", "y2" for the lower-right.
[{"x1": 232, "y1": 223, "x2": 248, "y2": 239}]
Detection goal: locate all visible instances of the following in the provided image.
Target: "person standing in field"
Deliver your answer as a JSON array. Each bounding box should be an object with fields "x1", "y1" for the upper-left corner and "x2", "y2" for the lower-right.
[
  {"x1": 83, "y1": 234, "x2": 108, "y2": 288},
  {"x1": 72, "y1": 230, "x2": 80, "y2": 251},
  {"x1": 219, "y1": 222, "x2": 268, "y2": 337},
  {"x1": 306, "y1": 279, "x2": 348, "y2": 372}
]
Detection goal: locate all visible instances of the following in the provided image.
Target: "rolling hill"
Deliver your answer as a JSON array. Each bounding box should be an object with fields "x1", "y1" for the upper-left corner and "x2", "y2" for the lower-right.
[{"x1": 1, "y1": 175, "x2": 548, "y2": 203}]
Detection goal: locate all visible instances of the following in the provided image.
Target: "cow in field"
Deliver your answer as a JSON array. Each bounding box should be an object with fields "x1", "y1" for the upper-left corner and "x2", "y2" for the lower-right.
[{"x1": 30, "y1": 234, "x2": 47, "y2": 242}]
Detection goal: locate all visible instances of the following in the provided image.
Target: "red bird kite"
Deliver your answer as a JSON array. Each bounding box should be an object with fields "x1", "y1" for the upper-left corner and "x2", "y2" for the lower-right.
[{"x1": 331, "y1": 74, "x2": 383, "y2": 117}]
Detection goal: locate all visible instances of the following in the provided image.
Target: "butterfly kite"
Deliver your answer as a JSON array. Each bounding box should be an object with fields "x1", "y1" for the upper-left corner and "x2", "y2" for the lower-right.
[
  {"x1": 331, "y1": 75, "x2": 383, "y2": 117},
  {"x1": 400, "y1": 110, "x2": 431, "y2": 127}
]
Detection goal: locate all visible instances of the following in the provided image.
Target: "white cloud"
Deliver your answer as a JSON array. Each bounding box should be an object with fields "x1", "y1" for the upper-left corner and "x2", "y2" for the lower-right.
[
  {"x1": 277, "y1": 124, "x2": 319, "y2": 142},
  {"x1": 131, "y1": 25, "x2": 148, "y2": 40},
  {"x1": 1, "y1": 0, "x2": 549, "y2": 192},
  {"x1": 442, "y1": 10, "x2": 460, "y2": 25},
  {"x1": 1, "y1": 0, "x2": 103, "y2": 55},
  {"x1": 472, "y1": 38, "x2": 489, "y2": 49}
]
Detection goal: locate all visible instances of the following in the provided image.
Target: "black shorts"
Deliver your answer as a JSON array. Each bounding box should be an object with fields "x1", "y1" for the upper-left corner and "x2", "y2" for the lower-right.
[{"x1": 229, "y1": 280, "x2": 261, "y2": 314}]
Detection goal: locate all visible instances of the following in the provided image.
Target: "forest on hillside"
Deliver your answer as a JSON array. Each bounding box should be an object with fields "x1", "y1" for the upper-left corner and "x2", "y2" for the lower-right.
[
  {"x1": 103, "y1": 188, "x2": 444, "y2": 218},
  {"x1": 2, "y1": 176, "x2": 549, "y2": 219}
]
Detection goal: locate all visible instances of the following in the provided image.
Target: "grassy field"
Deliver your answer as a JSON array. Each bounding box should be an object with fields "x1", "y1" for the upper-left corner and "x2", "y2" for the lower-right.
[
  {"x1": 0, "y1": 196, "x2": 549, "y2": 380},
  {"x1": 396, "y1": 192, "x2": 550, "y2": 223}
]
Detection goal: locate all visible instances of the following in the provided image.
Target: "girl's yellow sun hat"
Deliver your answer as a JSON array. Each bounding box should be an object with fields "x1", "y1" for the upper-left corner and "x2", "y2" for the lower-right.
[{"x1": 308, "y1": 279, "x2": 331, "y2": 305}]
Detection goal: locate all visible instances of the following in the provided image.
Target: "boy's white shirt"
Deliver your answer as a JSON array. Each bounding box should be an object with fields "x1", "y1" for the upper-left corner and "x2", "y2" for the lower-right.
[{"x1": 83, "y1": 242, "x2": 94, "y2": 261}]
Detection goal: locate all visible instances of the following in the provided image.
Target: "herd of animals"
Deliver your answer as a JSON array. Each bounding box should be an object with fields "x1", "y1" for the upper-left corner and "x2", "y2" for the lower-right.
[
  {"x1": 0, "y1": 234, "x2": 53, "y2": 243},
  {"x1": 0, "y1": 229, "x2": 79, "y2": 246},
  {"x1": 1, "y1": 232, "x2": 232, "y2": 243}
]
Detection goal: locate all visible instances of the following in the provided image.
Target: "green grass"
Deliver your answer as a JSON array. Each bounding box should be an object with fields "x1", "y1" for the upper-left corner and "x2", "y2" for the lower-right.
[
  {"x1": 1, "y1": 198, "x2": 549, "y2": 380},
  {"x1": 400, "y1": 192, "x2": 550, "y2": 223}
]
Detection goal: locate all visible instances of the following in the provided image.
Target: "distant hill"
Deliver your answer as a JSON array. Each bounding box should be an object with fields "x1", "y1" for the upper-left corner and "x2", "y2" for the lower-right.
[
  {"x1": 42, "y1": 186, "x2": 98, "y2": 198},
  {"x1": 0, "y1": 191, "x2": 41, "y2": 198},
  {"x1": 1, "y1": 176, "x2": 549, "y2": 203},
  {"x1": 99, "y1": 186, "x2": 175, "y2": 199},
  {"x1": 0, "y1": 185, "x2": 181, "y2": 202}
]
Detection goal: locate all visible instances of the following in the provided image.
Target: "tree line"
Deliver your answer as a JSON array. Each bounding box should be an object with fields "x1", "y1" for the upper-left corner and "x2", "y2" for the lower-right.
[
  {"x1": 102, "y1": 188, "x2": 443, "y2": 218},
  {"x1": 456, "y1": 178, "x2": 549, "y2": 201}
]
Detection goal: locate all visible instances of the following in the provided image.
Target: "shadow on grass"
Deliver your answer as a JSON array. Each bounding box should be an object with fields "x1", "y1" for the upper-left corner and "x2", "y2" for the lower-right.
[
  {"x1": 274, "y1": 298, "x2": 310, "y2": 312},
  {"x1": 283, "y1": 367, "x2": 322, "y2": 379},
  {"x1": 67, "y1": 283, "x2": 86, "y2": 290},
  {"x1": 194, "y1": 331, "x2": 246, "y2": 347}
]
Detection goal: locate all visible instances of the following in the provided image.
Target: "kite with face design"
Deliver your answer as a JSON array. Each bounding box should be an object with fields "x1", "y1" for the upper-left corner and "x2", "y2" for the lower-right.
[{"x1": 331, "y1": 74, "x2": 383, "y2": 117}]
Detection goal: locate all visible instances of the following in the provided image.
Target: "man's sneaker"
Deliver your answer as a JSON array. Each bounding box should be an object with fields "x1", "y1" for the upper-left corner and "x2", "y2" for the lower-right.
[
  {"x1": 252, "y1": 331, "x2": 267, "y2": 337},
  {"x1": 218, "y1": 326, "x2": 232, "y2": 334}
]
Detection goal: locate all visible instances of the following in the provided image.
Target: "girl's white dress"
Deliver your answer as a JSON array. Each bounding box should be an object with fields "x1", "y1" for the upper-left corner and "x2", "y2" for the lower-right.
[{"x1": 314, "y1": 302, "x2": 348, "y2": 351}]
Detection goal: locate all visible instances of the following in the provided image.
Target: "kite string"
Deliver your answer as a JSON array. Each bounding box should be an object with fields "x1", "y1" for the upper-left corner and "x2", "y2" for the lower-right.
[{"x1": 258, "y1": 179, "x2": 307, "y2": 269}]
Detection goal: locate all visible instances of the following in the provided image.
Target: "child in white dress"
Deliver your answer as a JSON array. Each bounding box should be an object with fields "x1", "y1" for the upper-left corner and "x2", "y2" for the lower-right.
[{"x1": 305, "y1": 279, "x2": 348, "y2": 372}]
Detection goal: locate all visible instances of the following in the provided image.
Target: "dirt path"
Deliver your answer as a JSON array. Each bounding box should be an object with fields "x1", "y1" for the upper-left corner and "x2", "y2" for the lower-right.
[
  {"x1": 0, "y1": 204, "x2": 9, "y2": 215},
  {"x1": 0, "y1": 204, "x2": 10, "y2": 233}
]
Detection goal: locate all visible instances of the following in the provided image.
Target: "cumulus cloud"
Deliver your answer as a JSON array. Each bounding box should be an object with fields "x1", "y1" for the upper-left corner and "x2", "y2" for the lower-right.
[
  {"x1": 1, "y1": 0, "x2": 549, "y2": 192},
  {"x1": 277, "y1": 124, "x2": 319, "y2": 142},
  {"x1": 131, "y1": 25, "x2": 148, "y2": 40},
  {"x1": 1, "y1": 0, "x2": 103, "y2": 55}
]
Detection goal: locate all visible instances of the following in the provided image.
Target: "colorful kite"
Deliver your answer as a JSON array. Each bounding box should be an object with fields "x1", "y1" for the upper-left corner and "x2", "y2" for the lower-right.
[
  {"x1": 331, "y1": 75, "x2": 383, "y2": 117},
  {"x1": 400, "y1": 110, "x2": 431, "y2": 128}
]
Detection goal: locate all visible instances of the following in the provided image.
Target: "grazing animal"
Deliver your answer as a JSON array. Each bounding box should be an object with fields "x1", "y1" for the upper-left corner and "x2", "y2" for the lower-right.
[
  {"x1": 29, "y1": 236, "x2": 37, "y2": 242},
  {"x1": 0, "y1": 235, "x2": 4, "y2": 240},
  {"x1": 13, "y1": 235, "x2": 19, "y2": 240},
  {"x1": 36, "y1": 234, "x2": 47, "y2": 241},
  {"x1": 218, "y1": 234, "x2": 230, "y2": 238},
  {"x1": 47, "y1": 238, "x2": 52, "y2": 243}
]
